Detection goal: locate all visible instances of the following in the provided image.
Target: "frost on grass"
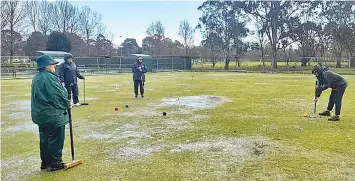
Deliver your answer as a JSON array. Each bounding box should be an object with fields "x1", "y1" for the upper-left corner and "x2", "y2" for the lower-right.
[
  {"x1": 5, "y1": 122, "x2": 37, "y2": 133},
  {"x1": 7, "y1": 100, "x2": 31, "y2": 110},
  {"x1": 81, "y1": 122, "x2": 152, "y2": 140},
  {"x1": 1, "y1": 155, "x2": 40, "y2": 181},
  {"x1": 114, "y1": 145, "x2": 162, "y2": 159},
  {"x1": 161, "y1": 95, "x2": 231, "y2": 110},
  {"x1": 79, "y1": 97, "x2": 100, "y2": 101}
]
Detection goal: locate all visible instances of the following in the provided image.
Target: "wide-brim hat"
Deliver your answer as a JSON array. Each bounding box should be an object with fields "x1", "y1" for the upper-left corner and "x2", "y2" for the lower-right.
[{"x1": 36, "y1": 55, "x2": 59, "y2": 70}]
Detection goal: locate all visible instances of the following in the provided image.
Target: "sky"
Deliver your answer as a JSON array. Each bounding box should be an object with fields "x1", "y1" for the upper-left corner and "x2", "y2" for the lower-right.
[{"x1": 70, "y1": 0, "x2": 206, "y2": 47}]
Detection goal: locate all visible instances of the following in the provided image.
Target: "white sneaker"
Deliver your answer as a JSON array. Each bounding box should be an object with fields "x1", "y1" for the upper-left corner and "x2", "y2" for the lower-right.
[{"x1": 74, "y1": 103, "x2": 81, "y2": 106}]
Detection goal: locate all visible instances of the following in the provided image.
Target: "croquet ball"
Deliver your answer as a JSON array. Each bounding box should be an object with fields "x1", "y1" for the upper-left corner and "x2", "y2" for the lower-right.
[
  {"x1": 115, "y1": 107, "x2": 118, "y2": 111},
  {"x1": 163, "y1": 112, "x2": 167, "y2": 116},
  {"x1": 126, "y1": 104, "x2": 129, "y2": 108},
  {"x1": 303, "y1": 114, "x2": 309, "y2": 118}
]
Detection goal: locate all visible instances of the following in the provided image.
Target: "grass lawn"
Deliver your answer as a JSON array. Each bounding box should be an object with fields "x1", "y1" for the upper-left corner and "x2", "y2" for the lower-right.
[{"x1": 1, "y1": 72, "x2": 355, "y2": 181}]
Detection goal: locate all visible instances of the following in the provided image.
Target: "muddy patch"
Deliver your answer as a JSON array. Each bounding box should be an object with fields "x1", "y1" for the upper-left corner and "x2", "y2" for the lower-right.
[
  {"x1": 171, "y1": 136, "x2": 283, "y2": 163},
  {"x1": 161, "y1": 95, "x2": 231, "y2": 110}
]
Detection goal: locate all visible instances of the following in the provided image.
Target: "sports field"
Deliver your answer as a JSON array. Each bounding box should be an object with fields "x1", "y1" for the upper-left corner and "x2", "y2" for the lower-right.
[{"x1": 1, "y1": 72, "x2": 355, "y2": 180}]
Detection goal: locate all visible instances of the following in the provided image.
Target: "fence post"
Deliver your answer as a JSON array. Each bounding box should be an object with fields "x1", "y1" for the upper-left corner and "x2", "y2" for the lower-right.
[
  {"x1": 96, "y1": 57, "x2": 99, "y2": 72},
  {"x1": 171, "y1": 57, "x2": 174, "y2": 72},
  {"x1": 157, "y1": 58, "x2": 159, "y2": 72}
]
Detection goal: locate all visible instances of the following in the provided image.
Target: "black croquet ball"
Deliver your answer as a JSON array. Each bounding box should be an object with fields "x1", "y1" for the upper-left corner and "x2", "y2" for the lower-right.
[{"x1": 163, "y1": 112, "x2": 167, "y2": 116}]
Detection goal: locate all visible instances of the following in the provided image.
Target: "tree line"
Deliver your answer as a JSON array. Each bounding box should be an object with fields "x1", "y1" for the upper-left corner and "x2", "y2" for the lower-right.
[{"x1": 1, "y1": 1, "x2": 355, "y2": 69}]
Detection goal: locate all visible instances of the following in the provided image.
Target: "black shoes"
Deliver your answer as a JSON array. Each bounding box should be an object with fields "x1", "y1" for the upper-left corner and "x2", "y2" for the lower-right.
[
  {"x1": 48, "y1": 162, "x2": 65, "y2": 171},
  {"x1": 41, "y1": 162, "x2": 49, "y2": 170},
  {"x1": 328, "y1": 115, "x2": 340, "y2": 122},
  {"x1": 319, "y1": 110, "x2": 331, "y2": 116}
]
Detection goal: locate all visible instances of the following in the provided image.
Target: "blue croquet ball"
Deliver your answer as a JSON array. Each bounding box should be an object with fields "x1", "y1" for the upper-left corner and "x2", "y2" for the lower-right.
[{"x1": 126, "y1": 104, "x2": 129, "y2": 108}]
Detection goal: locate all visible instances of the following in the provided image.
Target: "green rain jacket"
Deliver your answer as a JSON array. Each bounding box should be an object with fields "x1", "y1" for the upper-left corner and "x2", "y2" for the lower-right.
[{"x1": 31, "y1": 70, "x2": 69, "y2": 127}]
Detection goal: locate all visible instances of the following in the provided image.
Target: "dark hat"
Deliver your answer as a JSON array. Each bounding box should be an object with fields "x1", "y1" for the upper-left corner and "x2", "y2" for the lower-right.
[
  {"x1": 312, "y1": 66, "x2": 329, "y2": 78},
  {"x1": 35, "y1": 55, "x2": 59, "y2": 70},
  {"x1": 64, "y1": 54, "x2": 73, "y2": 60}
]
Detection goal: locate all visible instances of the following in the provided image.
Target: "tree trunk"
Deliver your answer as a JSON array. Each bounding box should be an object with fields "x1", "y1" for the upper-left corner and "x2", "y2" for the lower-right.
[
  {"x1": 10, "y1": 24, "x2": 14, "y2": 63},
  {"x1": 350, "y1": 57, "x2": 355, "y2": 68}
]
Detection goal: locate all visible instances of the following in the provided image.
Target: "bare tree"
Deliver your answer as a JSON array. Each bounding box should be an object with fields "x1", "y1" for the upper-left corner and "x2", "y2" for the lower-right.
[
  {"x1": 67, "y1": 6, "x2": 82, "y2": 34},
  {"x1": 5, "y1": 0, "x2": 27, "y2": 58},
  {"x1": 80, "y1": 6, "x2": 102, "y2": 56},
  {"x1": 1, "y1": 1, "x2": 10, "y2": 30},
  {"x1": 38, "y1": 0, "x2": 52, "y2": 35},
  {"x1": 25, "y1": 0, "x2": 39, "y2": 32},
  {"x1": 51, "y1": 0, "x2": 74, "y2": 33},
  {"x1": 178, "y1": 19, "x2": 195, "y2": 56}
]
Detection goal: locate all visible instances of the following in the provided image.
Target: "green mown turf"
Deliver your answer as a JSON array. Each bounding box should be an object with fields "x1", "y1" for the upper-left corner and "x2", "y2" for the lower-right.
[{"x1": 1, "y1": 72, "x2": 355, "y2": 181}]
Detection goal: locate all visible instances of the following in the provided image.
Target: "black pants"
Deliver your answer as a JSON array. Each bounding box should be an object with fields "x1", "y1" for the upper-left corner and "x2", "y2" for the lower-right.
[
  {"x1": 134, "y1": 80, "x2": 144, "y2": 96},
  {"x1": 327, "y1": 86, "x2": 346, "y2": 115},
  {"x1": 65, "y1": 83, "x2": 79, "y2": 104},
  {"x1": 39, "y1": 126, "x2": 65, "y2": 166}
]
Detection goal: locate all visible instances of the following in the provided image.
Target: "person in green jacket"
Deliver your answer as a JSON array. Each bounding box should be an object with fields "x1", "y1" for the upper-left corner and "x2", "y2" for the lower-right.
[{"x1": 31, "y1": 55, "x2": 70, "y2": 171}]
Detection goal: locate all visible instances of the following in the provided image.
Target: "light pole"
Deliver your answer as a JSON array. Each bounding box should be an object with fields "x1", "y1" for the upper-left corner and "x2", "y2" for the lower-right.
[
  {"x1": 118, "y1": 45, "x2": 123, "y2": 73},
  {"x1": 119, "y1": 36, "x2": 123, "y2": 73}
]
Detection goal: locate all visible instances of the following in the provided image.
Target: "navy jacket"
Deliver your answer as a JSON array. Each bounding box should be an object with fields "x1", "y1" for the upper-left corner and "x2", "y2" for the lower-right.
[
  {"x1": 59, "y1": 61, "x2": 84, "y2": 84},
  {"x1": 132, "y1": 62, "x2": 147, "y2": 81},
  {"x1": 315, "y1": 71, "x2": 347, "y2": 97}
]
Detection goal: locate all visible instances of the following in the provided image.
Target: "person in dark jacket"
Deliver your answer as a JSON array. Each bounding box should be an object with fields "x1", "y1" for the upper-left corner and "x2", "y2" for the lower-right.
[
  {"x1": 312, "y1": 66, "x2": 348, "y2": 121},
  {"x1": 132, "y1": 56, "x2": 148, "y2": 98},
  {"x1": 59, "y1": 54, "x2": 85, "y2": 106},
  {"x1": 31, "y1": 55, "x2": 70, "y2": 171}
]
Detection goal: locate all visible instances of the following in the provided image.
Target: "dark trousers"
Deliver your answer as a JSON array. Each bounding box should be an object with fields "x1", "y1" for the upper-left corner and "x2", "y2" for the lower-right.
[
  {"x1": 134, "y1": 80, "x2": 144, "y2": 96},
  {"x1": 327, "y1": 86, "x2": 346, "y2": 115},
  {"x1": 65, "y1": 83, "x2": 79, "y2": 104},
  {"x1": 39, "y1": 126, "x2": 65, "y2": 166}
]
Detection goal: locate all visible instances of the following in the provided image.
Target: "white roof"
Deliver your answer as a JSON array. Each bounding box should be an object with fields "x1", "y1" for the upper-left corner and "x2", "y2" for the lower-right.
[
  {"x1": 130, "y1": 54, "x2": 151, "y2": 57},
  {"x1": 36, "y1": 51, "x2": 72, "y2": 56}
]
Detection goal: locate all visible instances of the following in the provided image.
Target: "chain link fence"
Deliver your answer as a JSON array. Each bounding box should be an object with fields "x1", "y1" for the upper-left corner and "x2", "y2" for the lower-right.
[{"x1": 1, "y1": 55, "x2": 355, "y2": 79}]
